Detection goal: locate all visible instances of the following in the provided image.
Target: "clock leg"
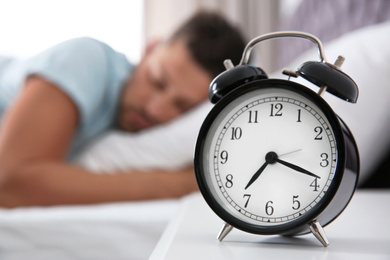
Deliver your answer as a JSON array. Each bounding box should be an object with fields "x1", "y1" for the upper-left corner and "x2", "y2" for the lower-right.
[
  {"x1": 309, "y1": 220, "x2": 329, "y2": 247},
  {"x1": 217, "y1": 223, "x2": 233, "y2": 241}
]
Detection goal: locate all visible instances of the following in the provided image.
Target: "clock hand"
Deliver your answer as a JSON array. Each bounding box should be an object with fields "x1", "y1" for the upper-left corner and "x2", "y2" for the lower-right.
[
  {"x1": 245, "y1": 151, "x2": 319, "y2": 190},
  {"x1": 245, "y1": 152, "x2": 279, "y2": 190},
  {"x1": 245, "y1": 161, "x2": 269, "y2": 190},
  {"x1": 275, "y1": 158, "x2": 321, "y2": 179},
  {"x1": 279, "y1": 149, "x2": 303, "y2": 157}
]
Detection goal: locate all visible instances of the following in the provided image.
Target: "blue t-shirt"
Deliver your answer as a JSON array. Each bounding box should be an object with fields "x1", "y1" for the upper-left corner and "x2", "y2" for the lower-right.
[{"x1": 0, "y1": 37, "x2": 133, "y2": 160}]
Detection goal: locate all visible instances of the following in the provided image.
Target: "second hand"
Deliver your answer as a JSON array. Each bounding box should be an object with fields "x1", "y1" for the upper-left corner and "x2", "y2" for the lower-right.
[{"x1": 279, "y1": 149, "x2": 303, "y2": 157}]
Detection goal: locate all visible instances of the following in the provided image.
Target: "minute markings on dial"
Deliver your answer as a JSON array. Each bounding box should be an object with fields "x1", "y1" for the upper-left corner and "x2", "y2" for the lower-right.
[{"x1": 208, "y1": 91, "x2": 338, "y2": 225}]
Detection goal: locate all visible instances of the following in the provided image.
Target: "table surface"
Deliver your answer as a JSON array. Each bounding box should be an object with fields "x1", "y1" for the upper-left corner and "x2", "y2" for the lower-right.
[{"x1": 150, "y1": 189, "x2": 390, "y2": 260}]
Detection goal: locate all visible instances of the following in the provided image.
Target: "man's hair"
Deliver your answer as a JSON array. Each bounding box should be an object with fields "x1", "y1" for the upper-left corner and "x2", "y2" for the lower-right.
[{"x1": 169, "y1": 11, "x2": 246, "y2": 78}]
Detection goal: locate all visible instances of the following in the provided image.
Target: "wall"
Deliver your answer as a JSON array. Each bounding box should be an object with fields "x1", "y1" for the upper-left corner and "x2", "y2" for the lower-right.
[{"x1": 143, "y1": 0, "x2": 280, "y2": 72}]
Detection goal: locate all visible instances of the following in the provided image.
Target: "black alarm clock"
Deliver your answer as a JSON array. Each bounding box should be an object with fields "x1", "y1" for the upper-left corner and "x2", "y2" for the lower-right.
[{"x1": 194, "y1": 31, "x2": 359, "y2": 247}]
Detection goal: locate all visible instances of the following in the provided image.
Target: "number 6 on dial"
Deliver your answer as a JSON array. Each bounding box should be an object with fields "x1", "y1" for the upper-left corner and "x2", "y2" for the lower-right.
[{"x1": 194, "y1": 31, "x2": 359, "y2": 247}]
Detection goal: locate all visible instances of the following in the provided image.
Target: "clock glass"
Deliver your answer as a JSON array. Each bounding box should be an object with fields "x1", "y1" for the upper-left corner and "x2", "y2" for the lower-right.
[{"x1": 198, "y1": 80, "x2": 342, "y2": 233}]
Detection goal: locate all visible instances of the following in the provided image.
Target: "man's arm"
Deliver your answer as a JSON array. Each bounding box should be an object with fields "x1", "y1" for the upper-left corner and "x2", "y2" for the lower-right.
[{"x1": 0, "y1": 76, "x2": 198, "y2": 208}]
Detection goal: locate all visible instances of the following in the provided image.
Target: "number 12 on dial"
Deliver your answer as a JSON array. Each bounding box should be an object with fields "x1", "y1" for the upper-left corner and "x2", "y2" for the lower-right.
[{"x1": 195, "y1": 80, "x2": 359, "y2": 247}]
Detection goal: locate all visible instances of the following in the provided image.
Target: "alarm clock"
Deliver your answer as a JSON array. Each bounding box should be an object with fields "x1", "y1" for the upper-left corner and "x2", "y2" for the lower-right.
[{"x1": 194, "y1": 31, "x2": 359, "y2": 247}]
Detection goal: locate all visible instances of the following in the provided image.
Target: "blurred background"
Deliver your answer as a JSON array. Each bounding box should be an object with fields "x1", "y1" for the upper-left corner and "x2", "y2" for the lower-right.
[
  {"x1": 1, "y1": 0, "x2": 390, "y2": 187},
  {"x1": 0, "y1": 0, "x2": 283, "y2": 70},
  {"x1": 0, "y1": 0, "x2": 144, "y2": 62},
  {"x1": 1, "y1": 0, "x2": 388, "y2": 71},
  {"x1": 0, "y1": 2, "x2": 389, "y2": 259}
]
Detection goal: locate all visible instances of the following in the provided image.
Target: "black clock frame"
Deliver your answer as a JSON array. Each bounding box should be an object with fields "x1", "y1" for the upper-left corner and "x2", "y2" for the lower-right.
[{"x1": 194, "y1": 78, "x2": 359, "y2": 236}]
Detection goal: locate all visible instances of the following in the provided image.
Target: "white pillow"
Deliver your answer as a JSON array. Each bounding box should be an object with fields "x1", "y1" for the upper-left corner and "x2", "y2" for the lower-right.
[
  {"x1": 77, "y1": 21, "x2": 390, "y2": 185},
  {"x1": 76, "y1": 101, "x2": 213, "y2": 173},
  {"x1": 272, "y1": 21, "x2": 390, "y2": 185}
]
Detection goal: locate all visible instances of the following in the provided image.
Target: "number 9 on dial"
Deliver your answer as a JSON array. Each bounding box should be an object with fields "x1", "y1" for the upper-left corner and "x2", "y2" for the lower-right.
[{"x1": 194, "y1": 32, "x2": 359, "y2": 247}]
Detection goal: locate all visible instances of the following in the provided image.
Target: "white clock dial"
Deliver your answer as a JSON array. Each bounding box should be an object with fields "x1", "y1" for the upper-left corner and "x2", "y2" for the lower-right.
[{"x1": 202, "y1": 87, "x2": 337, "y2": 226}]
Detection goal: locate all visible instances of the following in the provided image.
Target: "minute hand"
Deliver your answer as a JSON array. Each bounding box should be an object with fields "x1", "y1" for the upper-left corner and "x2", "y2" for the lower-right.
[{"x1": 275, "y1": 158, "x2": 320, "y2": 179}]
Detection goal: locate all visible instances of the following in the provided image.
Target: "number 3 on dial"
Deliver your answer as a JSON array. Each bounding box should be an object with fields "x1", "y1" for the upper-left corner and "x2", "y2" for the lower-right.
[{"x1": 195, "y1": 79, "x2": 359, "y2": 247}]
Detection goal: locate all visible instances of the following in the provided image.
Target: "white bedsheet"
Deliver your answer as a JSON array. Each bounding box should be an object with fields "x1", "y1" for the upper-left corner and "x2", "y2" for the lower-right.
[
  {"x1": 0, "y1": 100, "x2": 212, "y2": 260},
  {"x1": 0, "y1": 82, "x2": 212, "y2": 260}
]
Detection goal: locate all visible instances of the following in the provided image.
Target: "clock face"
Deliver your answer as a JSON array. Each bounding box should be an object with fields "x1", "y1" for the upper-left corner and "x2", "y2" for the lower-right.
[{"x1": 195, "y1": 80, "x2": 344, "y2": 234}]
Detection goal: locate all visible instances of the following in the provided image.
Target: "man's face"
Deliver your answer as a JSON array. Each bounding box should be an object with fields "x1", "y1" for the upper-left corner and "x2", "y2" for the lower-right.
[{"x1": 117, "y1": 40, "x2": 212, "y2": 132}]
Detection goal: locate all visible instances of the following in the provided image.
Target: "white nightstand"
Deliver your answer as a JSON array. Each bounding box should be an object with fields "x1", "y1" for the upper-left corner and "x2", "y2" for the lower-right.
[{"x1": 150, "y1": 190, "x2": 390, "y2": 260}]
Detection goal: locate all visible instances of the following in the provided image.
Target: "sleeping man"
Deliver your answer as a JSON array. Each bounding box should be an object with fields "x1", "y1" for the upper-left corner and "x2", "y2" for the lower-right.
[{"x1": 0, "y1": 12, "x2": 246, "y2": 207}]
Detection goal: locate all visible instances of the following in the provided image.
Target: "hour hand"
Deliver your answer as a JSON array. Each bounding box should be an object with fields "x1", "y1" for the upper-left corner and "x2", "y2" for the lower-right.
[
  {"x1": 275, "y1": 158, "x2": 320, "y2": 179},
  {"x1": 245, "y1": 161, "x2": 269, "y2": 190}
]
